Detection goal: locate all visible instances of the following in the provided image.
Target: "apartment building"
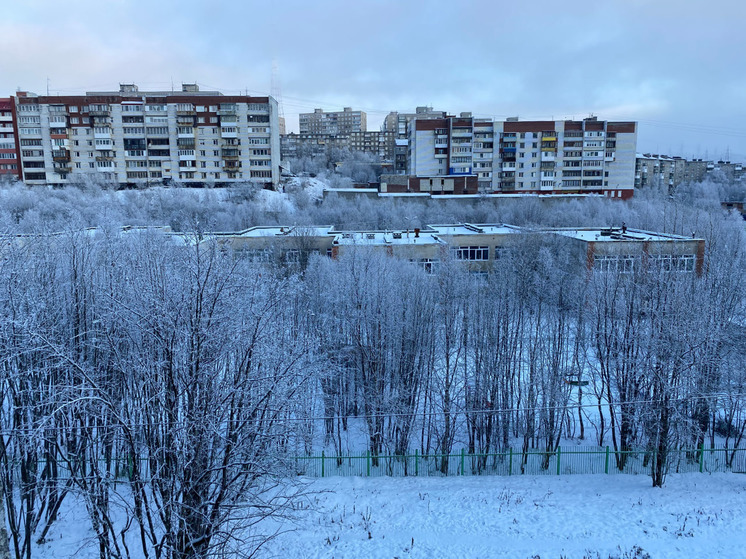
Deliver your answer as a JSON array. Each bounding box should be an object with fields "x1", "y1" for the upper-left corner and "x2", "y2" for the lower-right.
[
  {"x1": 13, "y1": 83, "x2": 281, "y2": 187},
  {"x1": 635, "y1": 154, "x2": 687, "y2": 191},
  {"x1": 383, "y1": 106, "x2": 448, "y2": 138},
  {"x1": 408, "y1": 116, "x2": 638, "y2": 199},
  {"x1": 281, "y1": 130, "x2": 395, "y2": 167},
  {"x1": 299, "y1": 107, "x2": 366, "y2": 135},
  {"x1": 634, "y1": 155, "x2": 745, "y2": 192},
  {"x1": 0, "y1": 98, "x2": 20, "y2": 179},
  {"x1": 383, "y1": 106, "x2": 447, "y2": 173}
]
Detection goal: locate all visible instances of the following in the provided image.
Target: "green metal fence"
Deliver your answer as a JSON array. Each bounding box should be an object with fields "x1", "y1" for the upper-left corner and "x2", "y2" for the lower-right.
[{"x1": 293, "y1": 445, "x2": 746, "y2": 478}]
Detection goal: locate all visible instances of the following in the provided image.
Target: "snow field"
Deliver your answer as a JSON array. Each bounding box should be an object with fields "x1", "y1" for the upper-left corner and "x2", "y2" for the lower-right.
[{"x1": 261, "y1": 473, "x2": 746, "y2": 559}]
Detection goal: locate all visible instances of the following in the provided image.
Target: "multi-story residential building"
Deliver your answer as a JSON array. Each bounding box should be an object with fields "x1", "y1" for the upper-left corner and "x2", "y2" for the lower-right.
[
  {"x1": 0, "y1": 98, "x2": 20, "y2": 179},
  {"x1": 708, "y1": 160, "x2": 745, "y2": 182},
  {"x1": 634, "y1": 156, "x2": 745, "y2": 192},
  {"x1": 281, "y1": 130, "x2": 395, "y2": 168},
  {"x1": 299, "y1": 107, "x2": 366, "y2": 135},
  {"x1": 408, "y1": 116, "x2": 637, "y2": 199},
  {"x1": 634, "y1": 154, "x2": 687, "y2": 191},
  {"x1": 383, "y1": 106, "x2": 448, "y2": 138},
  {"x1": 281, "y1": 133, "x2": 348, "y2": 160},
  {"x1": 347, "y1": 130, "x2": 395, "y2": 163},
  {"x1": 12, "y1": 83, "x2": 281, "y2": 187}
]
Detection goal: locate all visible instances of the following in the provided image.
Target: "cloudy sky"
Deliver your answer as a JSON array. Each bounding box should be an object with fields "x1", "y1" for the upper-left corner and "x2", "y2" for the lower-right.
[{"x1": 2, "y1": 0, "x2": 744, "y2": 161}]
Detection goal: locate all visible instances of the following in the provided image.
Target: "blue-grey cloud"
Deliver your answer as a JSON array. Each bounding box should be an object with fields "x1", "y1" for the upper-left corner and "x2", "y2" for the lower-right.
[{"x1": 1, "y1": 0, "x2": 744, "y2": 161}]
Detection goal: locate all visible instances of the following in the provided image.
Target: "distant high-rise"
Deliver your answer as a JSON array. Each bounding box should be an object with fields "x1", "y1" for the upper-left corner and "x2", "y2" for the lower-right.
[
  {"x1": 299, "y1": 107, "x2": 366, "y2": 135},
  {"x1": 12, "y1": 83, "x2": 281, "y2": 187}
]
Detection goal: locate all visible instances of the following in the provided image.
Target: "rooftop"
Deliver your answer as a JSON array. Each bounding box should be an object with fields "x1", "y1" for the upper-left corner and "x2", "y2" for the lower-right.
[{"x1": 551, "y1": 227, "x2": 701, "y2": 242}]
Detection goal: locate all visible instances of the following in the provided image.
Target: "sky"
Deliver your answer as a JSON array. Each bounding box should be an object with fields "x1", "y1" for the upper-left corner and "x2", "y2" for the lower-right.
[{"x1": 2, "y1": 0, "x2": 745, "y2": 161}]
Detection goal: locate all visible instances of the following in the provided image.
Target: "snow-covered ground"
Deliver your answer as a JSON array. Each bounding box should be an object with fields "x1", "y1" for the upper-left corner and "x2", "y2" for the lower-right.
[
  {"x1": 262, "y1": 474, "x2": 745, "y2": 559},
  {"x1": 33, "y1": 473, "x2": 745, "y2": 559}
]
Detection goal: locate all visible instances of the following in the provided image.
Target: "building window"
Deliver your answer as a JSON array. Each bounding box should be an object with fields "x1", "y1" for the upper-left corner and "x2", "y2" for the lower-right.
[{"x1": 452, "y1": 246, "x2": 489, "y2": 261}]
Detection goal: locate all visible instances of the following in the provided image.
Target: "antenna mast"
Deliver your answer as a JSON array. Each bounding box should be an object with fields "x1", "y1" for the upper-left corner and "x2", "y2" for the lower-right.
[{"x1": 271, "y1": 59, "x2": 285, "y2": 132}]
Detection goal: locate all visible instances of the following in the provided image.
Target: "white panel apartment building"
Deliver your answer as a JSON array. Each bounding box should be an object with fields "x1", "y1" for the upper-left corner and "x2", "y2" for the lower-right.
[
  {"x1": 408, "y1": 115, "x2": 638, "y2": 199},
  {"x1": 14, "y1": 84, "x2": 281, "y2": 187},
  {"x1": 298, "y1": 107, "x2": 366, "y2": 136}
]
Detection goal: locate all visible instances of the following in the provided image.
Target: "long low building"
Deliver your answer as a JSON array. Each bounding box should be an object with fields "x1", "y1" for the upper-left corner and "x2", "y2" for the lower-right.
[{"x1": 207, "y1": 223, "x2": 704, "y2": 275}]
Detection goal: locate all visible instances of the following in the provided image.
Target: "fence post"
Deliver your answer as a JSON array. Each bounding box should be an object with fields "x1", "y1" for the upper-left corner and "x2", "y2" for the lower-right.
[
  {"x1": 556, "y1": 446, "x2": 561, "y2": 475},
  {"x1": 367, "y1": 450, "x2": 371, "y2": 477},
  {"x1": 509, "y1": 448, "x2": 513, "y2": 476},
  {"x1": 605, "y1": 446, "x2": 610, "y2": 474},
  {"x1": 415, "y1": 449, "x2": 419, "y2": 477},
  {"x1": 321, "y1": 451, "x2": 325, "y2": 478},
  {"x1": 461, "y1": 448, "x2": 465, "y2": 476},
  {"x1": 699, "y1": 442, "x2": 704, "y2": 473}
]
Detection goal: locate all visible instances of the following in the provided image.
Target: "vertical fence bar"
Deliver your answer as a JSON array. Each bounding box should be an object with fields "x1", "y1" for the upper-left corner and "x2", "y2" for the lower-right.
[
  {"x1": 605, "y1": 446, "x2": 610, "y2": 474},
  {"x1": 366, "y1": 450, "x2": 371, "y2": 477},
  {"x1": 415, "y1": 449, "x2": 419, "y2": 476},
  {"x1": 556, "y1": 446, "x2": 561, "y2": 475},
  {"x1": 321, "y1": 451, "x2": 325, "y2": 478},
  {"x1": 461, "y1": 449, "x2": 465, "y2": 476},
  {"x1": 509, "y1": 448, "x2": 513, "y2": 476},
  {"x1": 699, "y1": 443, "x2": 704, "y2": 473}
]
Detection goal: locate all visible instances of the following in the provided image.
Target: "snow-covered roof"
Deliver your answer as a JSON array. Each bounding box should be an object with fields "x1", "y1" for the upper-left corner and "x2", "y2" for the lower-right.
[
  {"x1": 551, "y1": 228, "x2": 700, "y2": 242},
  {"x1": 227, "y1": 225, "x2": 335, "y2": 238},
  {"x1": 429, "y1": 223, "x2": 522, "y2": 236},
  {"x1": 333, "y1": 230, "x2": 444, "y2": 246}
]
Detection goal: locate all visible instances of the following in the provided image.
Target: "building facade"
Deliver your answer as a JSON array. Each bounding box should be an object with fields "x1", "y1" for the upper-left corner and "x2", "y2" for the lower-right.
[
  {"x1": 208, "y1": 223, "x2": 704, "y2": 276},
  {"x1": 634, "y1": 154, "x2": 687, "y2": 191},
  {"x1": 299, "y1": 107, "x2": 366, "y2": 135},
  {"x1": 281, "y1": 130, "x2": 395, "y2": 168},
  {"x1": 407, "y1": 116, "x2": 638, "y2": 199},
  {"x1": 0, "y1": 98, "x2": 20, "y2": 179},
  {"x1": 634, "y1": 155, "x2": 745, "y2": 192},
  {"x1": 13, "y1": 83, "x2": 281, "y2": 187}
]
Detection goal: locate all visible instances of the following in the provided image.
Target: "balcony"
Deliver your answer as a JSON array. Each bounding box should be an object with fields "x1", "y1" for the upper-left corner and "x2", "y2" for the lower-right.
[
  {"x1": 221, "y1": 149, "x2": 240, "y2": 159},
  {"x1": 52, "y1": 150, "x2": 70, "y2": 161},
  {"x1": 89, "y1": 110, "x2": 110, "y2": 117}
]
